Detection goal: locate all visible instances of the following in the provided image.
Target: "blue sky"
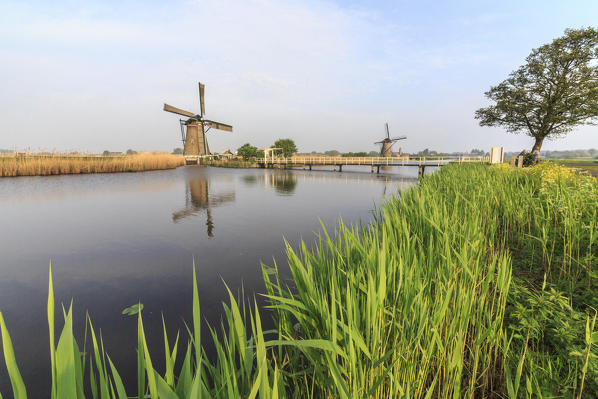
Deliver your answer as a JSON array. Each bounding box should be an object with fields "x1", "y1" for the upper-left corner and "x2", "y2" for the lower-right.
[{"x1": 1, "y1": 0, "x2": 597, "y2": 153}]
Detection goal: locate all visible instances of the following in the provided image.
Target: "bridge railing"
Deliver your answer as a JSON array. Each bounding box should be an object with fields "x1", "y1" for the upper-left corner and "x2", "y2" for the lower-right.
[{"x1": 256, "y1": 156, "x2": 488, "y2": 165}]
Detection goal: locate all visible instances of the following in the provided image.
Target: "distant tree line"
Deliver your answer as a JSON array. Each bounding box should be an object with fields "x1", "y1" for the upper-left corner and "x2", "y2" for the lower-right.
[
  {"x1": 505, "y1": 148, "x2": 598, "y2": 160},
  {"x1": 342, "y1": 151, "x2": 379, "y2": 157},
  {"x1": 101, "y1": 149, "x2": 138, "y2": 156}
]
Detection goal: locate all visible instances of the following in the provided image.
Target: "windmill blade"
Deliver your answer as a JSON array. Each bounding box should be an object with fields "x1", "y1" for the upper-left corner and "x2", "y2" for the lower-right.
[
  {"x1": 374, "y1": 141, "x2": 385, "y2": 144},
  {"x1": 390, "y1": 136, "x2": 407, "y2": 142},
  {"x1": 199, "y1": 83, "x2": 205, "y2": 116},
  {"x1": 164, "y1": 103, "x2": 195, "y2": 118},
  {"x1": 386, "y1": 123, "x2": 390, "y2": 140},
  {"x1": 204, "y1": 120, "x2": 233, "y2": 132}
]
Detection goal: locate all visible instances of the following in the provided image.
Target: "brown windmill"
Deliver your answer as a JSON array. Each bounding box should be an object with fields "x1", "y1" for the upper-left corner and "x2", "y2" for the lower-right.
[
  {"x1": 163, "y1": 82, "x2": 233, "y2": 162},
  {"x1": 375, "y1": 123, "x2": 406, "y2": 157}
]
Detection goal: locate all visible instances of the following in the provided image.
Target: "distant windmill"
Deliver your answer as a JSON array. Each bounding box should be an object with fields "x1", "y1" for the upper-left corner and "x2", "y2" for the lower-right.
[
  {"x1": 163, "y1": 82, "x2": 233, "y2": 161},
  {"x1": 375, "y1": 123, "x2": 406, "y2": 157}
]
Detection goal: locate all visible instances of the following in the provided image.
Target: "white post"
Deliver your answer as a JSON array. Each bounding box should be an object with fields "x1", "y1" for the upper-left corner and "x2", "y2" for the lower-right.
[{"x1": 490, "y1": 147, "x2": 504, "y2": 164}]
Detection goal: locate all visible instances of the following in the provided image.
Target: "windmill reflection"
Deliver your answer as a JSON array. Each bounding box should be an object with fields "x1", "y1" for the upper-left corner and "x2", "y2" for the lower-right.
[{"x1": 172, "y1": 178, "x2": 235, "y2": 237}]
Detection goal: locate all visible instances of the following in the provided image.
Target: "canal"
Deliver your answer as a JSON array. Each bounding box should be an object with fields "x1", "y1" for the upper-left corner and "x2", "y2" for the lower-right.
[{"x1": 0, "y1": 165, "x2": 420, "y2": 397}]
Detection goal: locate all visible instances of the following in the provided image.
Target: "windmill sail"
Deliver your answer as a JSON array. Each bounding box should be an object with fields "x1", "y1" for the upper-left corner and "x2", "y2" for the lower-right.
[
  {"x1": 199, "y1": 83, "x2": 205, "y2": 116},
  {"x1": 164, "y1": 104, "x2": 195, "y2": 118},
  {"x1": 204, "y1": 120, "x2": 233, "y2": 132}
]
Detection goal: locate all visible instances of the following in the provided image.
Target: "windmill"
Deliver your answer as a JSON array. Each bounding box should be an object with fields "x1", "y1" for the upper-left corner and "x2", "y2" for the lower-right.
[
  {"x1": 375, "y1": 123, "x2": 406, "y2": 157},
  {"x1": 163, "y1": 82, "x2": 232, "y2": 162}
]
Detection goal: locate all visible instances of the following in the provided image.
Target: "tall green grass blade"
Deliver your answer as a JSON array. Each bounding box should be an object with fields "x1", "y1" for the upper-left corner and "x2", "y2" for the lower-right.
[
  {"x1": 0, "y1": 312, "x2": 27, "y2": 399},
  {"x1": 138, "y1": 311, "x2": 158, "y2": 399},
  {"x1": 55, "y1": 304, "x2": 77, "y2": 399},
  {"x1": 192, "y1": 261, "x2": 202, "y2": 369},
  {"x1": 47, "y1": 263, "x2": 57, "y2": 399},
  {"x1": 107, "y1": 356, "x2": 128, "y2": 399}
]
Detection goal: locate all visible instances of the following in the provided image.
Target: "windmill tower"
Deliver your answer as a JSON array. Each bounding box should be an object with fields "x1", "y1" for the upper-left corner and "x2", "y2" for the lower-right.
[
  {"x1": 375, "y1": 123, "x2": 406, "y2": 157},
  {"x1": 163, "y1": 82, "x2": 233, "y2": 162}
]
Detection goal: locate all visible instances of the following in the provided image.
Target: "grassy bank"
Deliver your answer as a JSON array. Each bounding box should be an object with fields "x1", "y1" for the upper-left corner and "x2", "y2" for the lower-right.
[
  {"x1": 203, "y1": 159, "x2": 258, "y2": 168},
  {"x1": 0, "y1": 153, "x2": 185, "y2": 177},
  {"x1": 0, "y1": 162, "x2": 596, "y2": 398}
]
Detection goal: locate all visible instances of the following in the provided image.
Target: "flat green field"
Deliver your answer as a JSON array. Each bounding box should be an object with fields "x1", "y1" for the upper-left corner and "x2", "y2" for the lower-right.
[{"x1": 548, "y1": 159, "x2": 598, "y2": 176}]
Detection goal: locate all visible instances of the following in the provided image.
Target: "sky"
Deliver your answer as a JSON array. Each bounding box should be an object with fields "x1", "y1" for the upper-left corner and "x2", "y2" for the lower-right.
[{"x1": 1, "y1": 0, "x2": 597, "y2": 154}]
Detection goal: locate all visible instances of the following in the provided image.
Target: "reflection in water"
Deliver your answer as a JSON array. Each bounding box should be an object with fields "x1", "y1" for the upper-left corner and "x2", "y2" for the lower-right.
[
  {"x1": 269, "y1": 171, "x2": 297, "y2": 195},
  {"x1": 242, "y1": 171, "x2": 298, "y2": 194},
  {"x1": 172, "y1": 178, "x2": 235, "y2": 237},
  {"x1": 241, "y1": 175, "x2": 258, "y2": 186}
]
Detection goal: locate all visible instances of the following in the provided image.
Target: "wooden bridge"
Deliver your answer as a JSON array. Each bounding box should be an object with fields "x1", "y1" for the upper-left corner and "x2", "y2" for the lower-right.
[{"x1": 256, "y1": 156, "x2": 489, "y2": 176}]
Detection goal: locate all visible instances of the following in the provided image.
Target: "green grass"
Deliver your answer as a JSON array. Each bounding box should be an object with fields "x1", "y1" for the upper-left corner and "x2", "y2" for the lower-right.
[
  {"x1": 0, "y1": 162, "x2": 596, "y2": 398},
  {"x1": 203, "y1": 160, "x2": 258, "y2": 168}
]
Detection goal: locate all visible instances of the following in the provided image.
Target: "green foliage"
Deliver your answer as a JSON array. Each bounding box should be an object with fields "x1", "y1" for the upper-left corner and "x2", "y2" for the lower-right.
[
  {"x1": 205, "y1": 160, "x2": 256, "y2": 168},
  {"x1": 273, "y1": 139, "x2": 297, "y2": 158},
  {"x1": 172, "y1": 148, "x2": 183, "y2": 155},
  {"x1": 0, "y1": 313, "x2": 26, "y2": 398},
  {"x1": 324, "y1": 150, "x2": 340, "y2": 156},
  {"x1": 126, "y1": 149, "x2": 138, "y2": 155},
  {"x1": 522, "y1": 152, "x2": 534, "y2": 167},
  {"x1": 122, "y1": 303, "x2": 144, "y2": 316},
  {"x1": 476, "y1": 27, "x2": 598, "y2": 152},
  {"x1": 341, "y1": 151, "x2": 368, "y2": 157},
  {"x1": 237, "y1": 143, "x2": 258, "y2": 160}
]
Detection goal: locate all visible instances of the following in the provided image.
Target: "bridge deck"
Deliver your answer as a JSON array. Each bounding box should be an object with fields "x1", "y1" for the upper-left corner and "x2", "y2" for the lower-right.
[{"x1": 257, "y1": 156, "x2": 488, "y2": 167}]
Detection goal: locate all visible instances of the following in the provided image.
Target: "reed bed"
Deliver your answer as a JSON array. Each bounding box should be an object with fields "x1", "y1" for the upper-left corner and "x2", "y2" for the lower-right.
[
  {"x1": 0, "y1": 162, "x2": 596, "y2": 398},
  {"x1": 0, "y1": 153, "x2": 185, "y2": 177}
]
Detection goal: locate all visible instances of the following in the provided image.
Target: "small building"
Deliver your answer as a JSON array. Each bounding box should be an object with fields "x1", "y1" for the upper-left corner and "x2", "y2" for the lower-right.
[{"x1": 221, "y1": 149, "x2": 235, "y2": 160}]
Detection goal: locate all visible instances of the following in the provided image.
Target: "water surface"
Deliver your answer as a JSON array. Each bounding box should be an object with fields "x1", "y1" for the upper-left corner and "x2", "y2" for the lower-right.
[{"x1": 0, "y1": 165, "x2": 418, "y2": 397}]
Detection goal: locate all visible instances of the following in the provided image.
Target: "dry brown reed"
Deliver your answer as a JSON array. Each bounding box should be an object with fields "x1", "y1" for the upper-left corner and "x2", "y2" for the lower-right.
[{"x1": 0, "y1": 153, "x2": 185, "y2": 177}]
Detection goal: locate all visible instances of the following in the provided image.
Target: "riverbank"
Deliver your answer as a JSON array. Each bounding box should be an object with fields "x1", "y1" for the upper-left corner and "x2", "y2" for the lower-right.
[
  {"x1": 203, "y1": 159, "x2": 259, "y2": 168},
  {"x1": 0, "y1": 153, "x2": 185, "y2": 177},
  {"x1": 0, "y1": 162, "x2": 596, "y2": 398}
]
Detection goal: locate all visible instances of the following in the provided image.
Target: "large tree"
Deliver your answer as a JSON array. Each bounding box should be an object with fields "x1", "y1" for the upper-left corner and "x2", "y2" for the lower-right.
[
  {"x1": 237, "y1": 143, "x2": 258, "y2": 160},
  {"x1": 273, "y1": 139, "x2": 298, "y2": 158},
  {"x1": 475, "y1": 28, "x2": 598, "y2": 154}
]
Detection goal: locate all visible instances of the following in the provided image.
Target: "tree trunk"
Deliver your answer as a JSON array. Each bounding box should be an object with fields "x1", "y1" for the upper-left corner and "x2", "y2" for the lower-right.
[
  {"x1": 532, "y1": 136, "x2": 544, "y2": 153},
  {"x1": 531, "y1": 136, "x2": 544, "y2": 163}
]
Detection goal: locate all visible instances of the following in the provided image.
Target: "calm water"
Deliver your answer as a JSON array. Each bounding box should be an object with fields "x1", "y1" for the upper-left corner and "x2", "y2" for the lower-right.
[{"x1": 0, "y1": 165, "x2": 421, "y2": 397}]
